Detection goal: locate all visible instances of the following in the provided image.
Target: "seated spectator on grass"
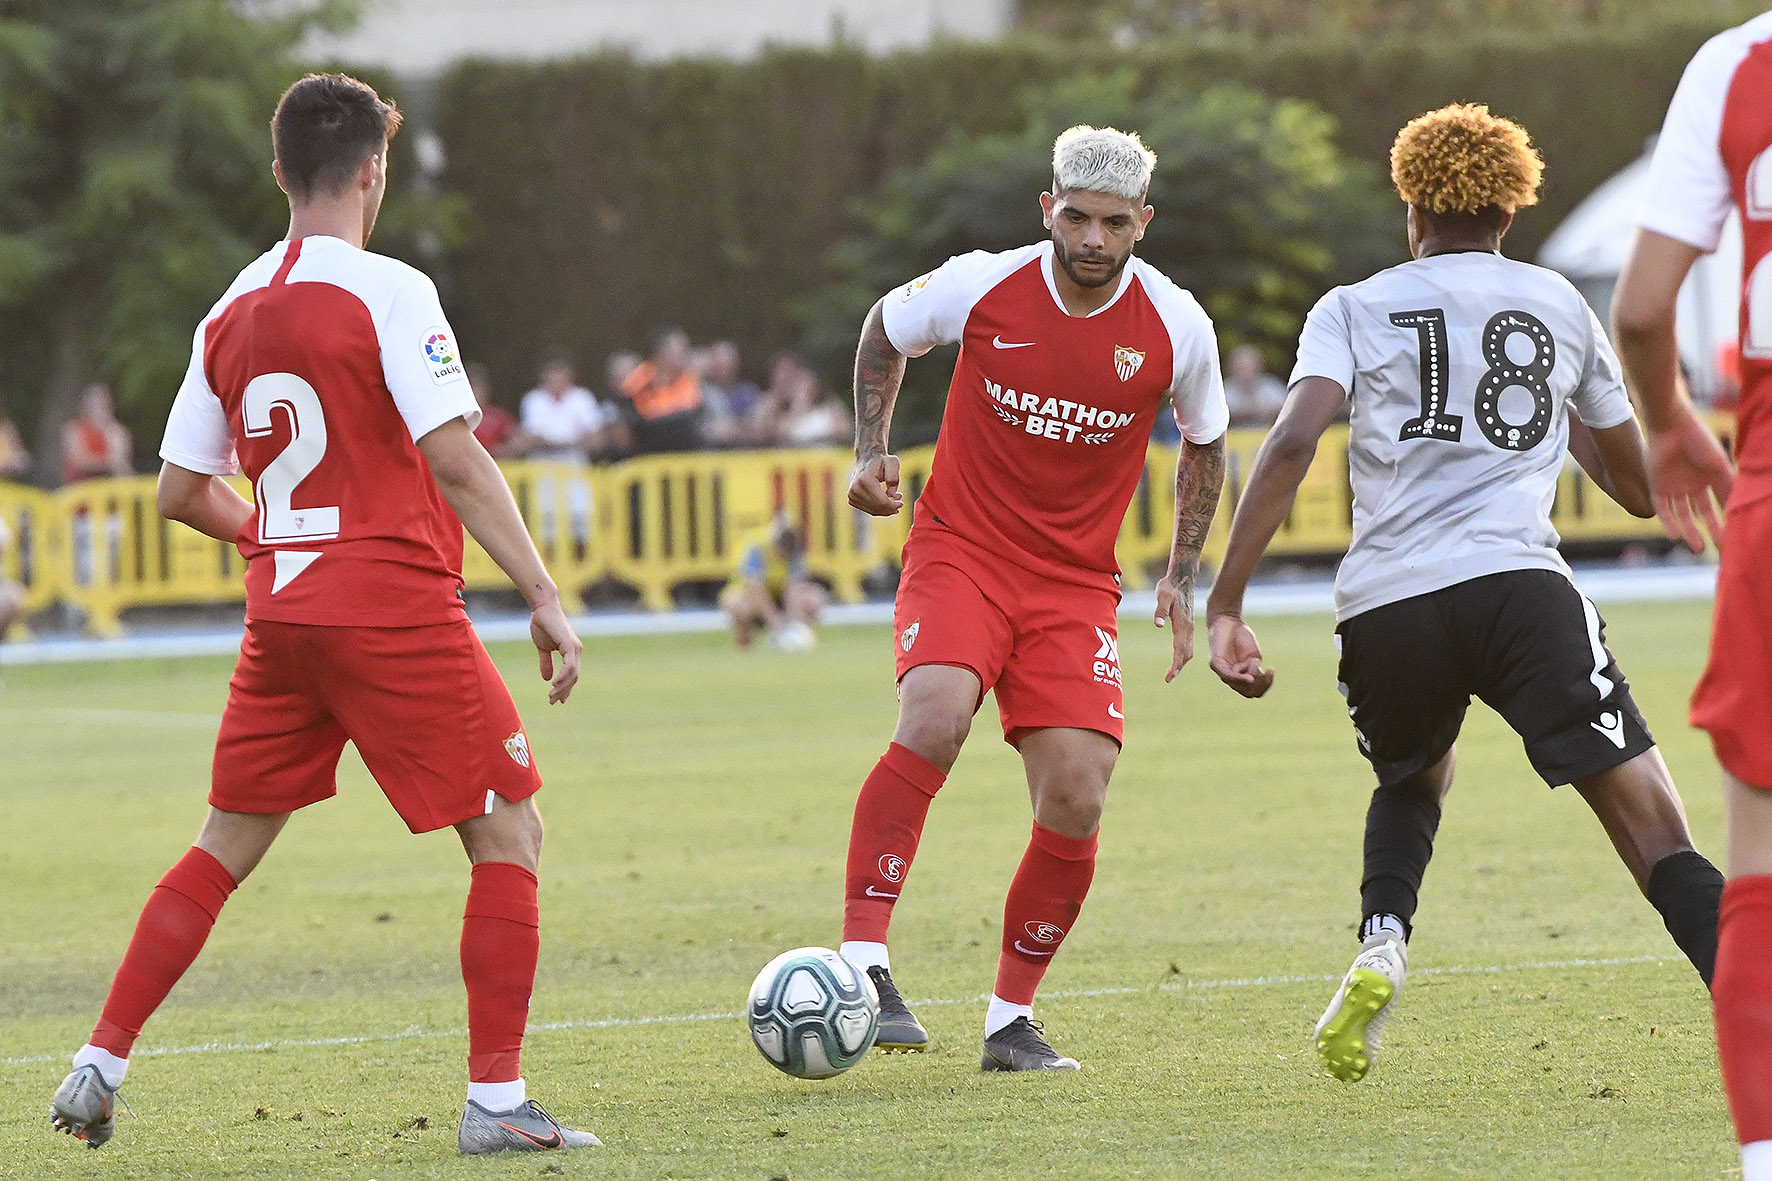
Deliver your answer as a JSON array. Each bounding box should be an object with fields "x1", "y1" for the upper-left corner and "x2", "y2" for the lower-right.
[
  {"x1": 61, "y1": 383, "x2": 132, "y2": 484},
  {"x1": 468, "y1": 362, "x2": 526, "y2": 457},
  {"x1": 720, "y1": 514, "x2": 826, "y2": 650},
  {"x1": 619, "y1": 328, "x2": 704, "y2": 453},
  {"x1": 699, "y1": 340, "x2": 765, "y2": 447},
  {"x1": 0, "y1": 412, "x2": 30, "y2": 481},
  {"x1": 772, "y1": 353, "x2": 851, "y2": 447},
  {"x1": 520, "y1": 353, "x2": 613, "y2": 463},
  {"x1": 1223, "y1": 344, "x2": 1287, "y2": 427}
]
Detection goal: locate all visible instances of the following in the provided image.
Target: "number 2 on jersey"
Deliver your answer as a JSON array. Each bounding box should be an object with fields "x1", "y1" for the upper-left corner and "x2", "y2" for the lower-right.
[
  {"x1": 242, "y1": 373, "x2": 340, "y2": 545},
  {"x1": 1389, "y1": 307, "x2": 1556, "y2": 451}
]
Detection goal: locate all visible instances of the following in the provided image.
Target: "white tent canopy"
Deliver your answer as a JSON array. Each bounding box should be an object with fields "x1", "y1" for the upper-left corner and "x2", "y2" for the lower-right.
[{"x1": 1537, "y1": 149, "x2": 1742, "y2": 401}]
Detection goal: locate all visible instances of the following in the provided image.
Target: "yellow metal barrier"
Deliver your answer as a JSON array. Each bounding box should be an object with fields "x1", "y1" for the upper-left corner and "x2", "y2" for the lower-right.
[{"x1": 16, "y1": 418, "x2": 1725, "y2": 635}]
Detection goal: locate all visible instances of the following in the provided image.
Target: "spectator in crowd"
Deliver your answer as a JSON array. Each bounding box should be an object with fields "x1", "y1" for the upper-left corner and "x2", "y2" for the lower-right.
[
  {"x1": 519, "y1": 353, "x2": 613, "y2": 464},
  {"x1": 61, "y1": 383, "x2": 133, "y2": 484},
  {"x1": 720, "y1": 513, "x2": 826, "y2": 650},
  {"x1": 619, "y1": 328, "x2": 704, "y2": 453},
  {"x1": 699, "y1": 340, "x2": 766, "y2": 447},
  {"x1": 772, "y1": 352, "x2": 851, "y2": 447},
  {"x1": 468, "y1": 362, "x2": 525, "y2": 458},
  {"x1": 0, "y1": 512, "x2": 23, "y2": 641},
  {"x1": 1223, "y1": 344, "x2": 1288, "y2": 427},
  {"x1": 0, "y1": 412, "x2": 30, "y2": 481}
]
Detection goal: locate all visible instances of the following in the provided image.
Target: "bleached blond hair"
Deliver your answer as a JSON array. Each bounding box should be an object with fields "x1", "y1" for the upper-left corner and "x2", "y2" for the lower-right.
[{"x1": 1052, "y1": 125, "x2": 1156, "y2": 202}]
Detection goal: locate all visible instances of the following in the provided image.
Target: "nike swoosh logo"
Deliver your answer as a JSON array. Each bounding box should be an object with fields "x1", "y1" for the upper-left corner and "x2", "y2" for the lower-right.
[
  {"x1": 865, "y1": 886, "x2": 899, "y2": 899},
  {"x1": 1013, "y1": 941, "x2": 1056, "y2": 957},
  {"x1": 992, "y1": 336, "x2": 1035, "y2": 349},
  {"x1": 1107, "y1": 703, "x2": 1124, "y2": 719},
  {"x1": 497, "y1": 1121, "x2": 563, "y2": 1149}
]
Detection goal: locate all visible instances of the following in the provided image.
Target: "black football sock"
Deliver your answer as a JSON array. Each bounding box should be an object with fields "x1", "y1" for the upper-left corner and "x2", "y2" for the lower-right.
[
  {"x1": 1358, "y1": 781, "x2": 1442, "y2": 941},
  {"x1": 1646, "y1": 849, "x2": 1724, "y2": 988}
]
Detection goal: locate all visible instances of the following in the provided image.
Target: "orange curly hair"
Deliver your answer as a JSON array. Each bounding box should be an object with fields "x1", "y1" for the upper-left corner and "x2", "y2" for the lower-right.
[{"x1": 1390, "y1": 103, "x2": 1543, "y2": 216}]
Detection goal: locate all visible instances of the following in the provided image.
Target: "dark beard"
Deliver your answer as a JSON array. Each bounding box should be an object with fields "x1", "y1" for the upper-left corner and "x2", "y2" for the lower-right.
[{"x1": 1052, "y1": 234, "x2": 1129, "y2": 289}]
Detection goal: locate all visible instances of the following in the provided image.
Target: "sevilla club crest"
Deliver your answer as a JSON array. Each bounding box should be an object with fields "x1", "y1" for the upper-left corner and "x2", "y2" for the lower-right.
[{"x1": 1113, "y1": 346, "x2": 1145, "y2": 382}]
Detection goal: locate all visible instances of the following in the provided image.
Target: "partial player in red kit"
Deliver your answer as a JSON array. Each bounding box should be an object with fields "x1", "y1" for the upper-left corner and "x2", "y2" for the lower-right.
[
  {"x1": 841, "y1": 125, "x2": 1228, "y2": 1070},
  {"x1": 1612, "y1": 13, "x2": 1772, "y2": 1179},
  {"x1": 48, "y1": 75, "x2": 598, "y2": 1156}
]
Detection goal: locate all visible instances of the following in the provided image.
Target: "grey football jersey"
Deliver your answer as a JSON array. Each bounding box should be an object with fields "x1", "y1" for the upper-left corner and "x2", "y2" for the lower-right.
[{"x1": 1290, "y1": 252, "x2": 1635, "y2": 621}]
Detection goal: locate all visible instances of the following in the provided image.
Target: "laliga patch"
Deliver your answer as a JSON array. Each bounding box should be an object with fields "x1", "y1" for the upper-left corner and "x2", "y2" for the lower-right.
[
  {"x1": 1113, "y1": 346, "x2": 1145, "y2": 382},
  {"x1": 423, "y1": 327, "x2": 465, "y2": 385},
  {"x1": 900, "y1": 273, "x2": 932, "y2": 302}
]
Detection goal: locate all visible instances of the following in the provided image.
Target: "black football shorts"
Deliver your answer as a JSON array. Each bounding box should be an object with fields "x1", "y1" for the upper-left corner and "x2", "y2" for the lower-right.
[{"x1": 1334, "y1": 568, "x2": 1655, "y2": 789}]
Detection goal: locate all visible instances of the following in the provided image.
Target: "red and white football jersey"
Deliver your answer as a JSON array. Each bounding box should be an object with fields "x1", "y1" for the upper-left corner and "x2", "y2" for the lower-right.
[
  {"x1": 881, "y1": 242, "x2": 1227, "y2": 583},
  {"x1": 1640, "y1": 11, "x2": 1772, "y2": 484},
  {"x1": 160, "y1": 234, "x2": 481, "y2": 626}
]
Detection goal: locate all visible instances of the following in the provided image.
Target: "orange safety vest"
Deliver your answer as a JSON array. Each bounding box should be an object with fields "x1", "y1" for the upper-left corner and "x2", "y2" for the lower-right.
[{"x1": 621, "y1": 362, "x2": 702, "y2": 420}]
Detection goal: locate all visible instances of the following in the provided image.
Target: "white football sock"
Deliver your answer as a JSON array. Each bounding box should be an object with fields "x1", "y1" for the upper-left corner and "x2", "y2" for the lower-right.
[
  {"x1": 467, "y1": 1078, "x2": 526, "y2": 1113},
  {"x1": 1743, "y1": 1140, "x2": 1772, "y2": 1181},
  {"x1": 840, "y1": 941, "x2": 889, "y2": 972},
  {"x1": 1361, "y1": 913, "x2": 1407, "y2": 944},
  {"x1": 984, "y1": 995, "x2": 1033, "y2": 1038},
  {"x1": 72, "y1": 1045, "x2": 128, "y2": 1090}
]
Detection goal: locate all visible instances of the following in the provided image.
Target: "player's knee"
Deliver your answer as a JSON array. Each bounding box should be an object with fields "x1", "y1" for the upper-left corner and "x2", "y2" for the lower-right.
[
  {"x1": 1033, "y1": 783, "x2": 1105, "y2": 838},
  {"x1": 893, "y1": 707, "x2": 971, "y2": 770}
]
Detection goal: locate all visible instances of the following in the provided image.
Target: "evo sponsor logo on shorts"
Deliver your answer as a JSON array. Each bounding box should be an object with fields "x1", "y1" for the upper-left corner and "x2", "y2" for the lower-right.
[
  {"x1": 1091, "y1": 626, "x2": 1122, "y2": 688},
  {"x1": 983, "y1": 378, "x2": 1135, "y2": 445}
]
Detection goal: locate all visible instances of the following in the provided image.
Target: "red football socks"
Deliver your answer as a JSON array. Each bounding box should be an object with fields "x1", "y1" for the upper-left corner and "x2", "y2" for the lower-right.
[
  {"x1": 842, "y1": 743, "x2": 946, "y2": 944},
  {"x1": 994, "y1": 823, "x2": 1098, "y2": 1006},
  {"x1": 1715, "y1": 875, "x2": 1772, "y2": 1145},
  {"x1": 90, "y1": 846, "x2": 238, "y2": 1058},
  {"x1": 461, "y1": 861, "x2": 541, "y2": 1084}
]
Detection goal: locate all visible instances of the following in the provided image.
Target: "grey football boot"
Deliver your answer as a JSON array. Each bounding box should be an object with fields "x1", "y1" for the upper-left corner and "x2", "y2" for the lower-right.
[
  {"x1": 866, "y1": 965, "x2": 930, "y2": 1052},
  {"x1": 49, "y1": 1065, "x2": 120, "y2": 1148},
  {"x1": 981, "y1": 1017, "x2": 1080, "y2": 1071},
  {"x1": 458, "y1": 1098, "x2": 602, "y2": 1154}
]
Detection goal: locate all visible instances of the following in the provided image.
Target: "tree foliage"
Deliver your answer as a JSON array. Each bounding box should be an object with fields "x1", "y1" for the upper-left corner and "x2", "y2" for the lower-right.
[
  {"x1": 795, "y1": 74, "x2": 1397, "y2": 432},
  {"x1": 1018, "y1": 0, "x2": 1765, "y2": 40}
]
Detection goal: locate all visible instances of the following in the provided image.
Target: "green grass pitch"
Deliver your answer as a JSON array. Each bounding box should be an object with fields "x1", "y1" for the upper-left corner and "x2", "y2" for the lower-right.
[{"x1": 0, "y1": 598, "x2": 1738, "y2": 1178}]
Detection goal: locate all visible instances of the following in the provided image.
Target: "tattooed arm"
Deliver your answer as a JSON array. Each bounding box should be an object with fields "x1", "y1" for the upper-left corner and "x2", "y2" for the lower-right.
[
  {"x1": 1202, "y1": 375, "x2": 1346, "y2": 698},
  {"x1": 848, "y1": 297, "x2": 910, "y2": 516},
  {"x1": 1154, "y1": 432, "x2": 1226, "y2": 682}
]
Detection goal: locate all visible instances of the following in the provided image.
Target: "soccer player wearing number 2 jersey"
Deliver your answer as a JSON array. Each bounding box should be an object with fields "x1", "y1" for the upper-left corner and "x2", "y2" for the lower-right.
[
  {"x1": 48, "y1": 75, "x2": 598, "y2": 1155},
  {"x1": 1206, "y1": 105, "x2": 1722, "y2": 1084},
  {"x1": 841, "y1": 126, "x2": 1228, "y2": 1070},
  {"x1": 1613, "y1": 14, "x2": 1772, "y2": 1177}
]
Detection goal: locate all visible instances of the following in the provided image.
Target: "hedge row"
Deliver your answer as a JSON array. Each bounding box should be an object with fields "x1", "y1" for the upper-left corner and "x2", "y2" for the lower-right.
[{"x1": 433, "y1": 19, "x2": 1728, "y2": 419}]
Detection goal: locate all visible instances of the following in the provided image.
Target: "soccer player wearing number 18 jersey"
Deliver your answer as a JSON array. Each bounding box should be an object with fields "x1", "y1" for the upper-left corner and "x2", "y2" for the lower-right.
[
  {"x1": 48, "y1": 75, "x2": 597, "y2": 1155},
  {"x1": 1205, "y1": 105, "x2": 1722, "y2": 1084}
]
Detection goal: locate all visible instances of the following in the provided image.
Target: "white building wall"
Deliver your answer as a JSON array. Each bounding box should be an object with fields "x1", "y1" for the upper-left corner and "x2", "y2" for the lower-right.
[{"x1": 305, "y1": 0, "x2": 1016, "y2": 74}]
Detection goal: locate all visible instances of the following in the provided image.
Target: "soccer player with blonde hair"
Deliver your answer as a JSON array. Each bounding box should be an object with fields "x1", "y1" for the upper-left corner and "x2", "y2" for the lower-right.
[
  {"x1": 840, "y1": 124, "x2": 1227, "y2": 1070},
  {"x1": 1205, "y1": 103, "x2": 1723, "y2": 1082}
]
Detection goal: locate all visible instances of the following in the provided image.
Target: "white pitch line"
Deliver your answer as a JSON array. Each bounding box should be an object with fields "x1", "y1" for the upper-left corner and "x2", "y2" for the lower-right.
[
  {"x1": 0, "y1": 707, "x2": 221, "y2": 729},
  {"x1": 0, "y1": 953, "x2": 1667, "y2": 1069}
]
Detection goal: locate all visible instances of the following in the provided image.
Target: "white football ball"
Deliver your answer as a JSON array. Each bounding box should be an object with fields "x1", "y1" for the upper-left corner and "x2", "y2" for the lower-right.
[{"x1": 747, "y1": 947, "x2": 879, "y2": 1079}]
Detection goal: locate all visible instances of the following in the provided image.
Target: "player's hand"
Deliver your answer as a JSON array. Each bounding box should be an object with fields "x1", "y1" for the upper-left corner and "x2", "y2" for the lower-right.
[
  {"x1": 1648, "y1": 409, "x2": 1733, "y2": 554},
  {"x1": 1153, "y1": 572, "x2": 1196, "y2": 683},
  {"x1": 848, "y1": 453, "x2": 904, "y2": 516},
  {"x1": 529, "y1": 598, "x2": 583, "y2": 704},
  {"x1": 1207, "y1": 613, "x2": 1274, "y2": 699}
]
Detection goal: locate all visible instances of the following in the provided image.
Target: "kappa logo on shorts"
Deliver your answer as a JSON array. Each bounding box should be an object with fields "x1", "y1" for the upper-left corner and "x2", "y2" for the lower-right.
[
  {"x1": 503, "y1": 730, "x2": 532, "y2": 768},
  {"x1": 901, "y1": 618, "x2": 920, "y2": 652},
  {"x1": 1590, "y1": 710, "x2": 1626, "y2": 750}
]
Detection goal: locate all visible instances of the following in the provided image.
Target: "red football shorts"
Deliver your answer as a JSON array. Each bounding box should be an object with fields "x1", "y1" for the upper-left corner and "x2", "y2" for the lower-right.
[
  {"x1": 211, "y1": 619, "x2": 542, "y2": 833},
  {"x1": 893, "y1": 526, "x2": 1124, "y2": 746},
  {"x1": 1693, "y1": 492, "x2": 1772, "y2": 788}
]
